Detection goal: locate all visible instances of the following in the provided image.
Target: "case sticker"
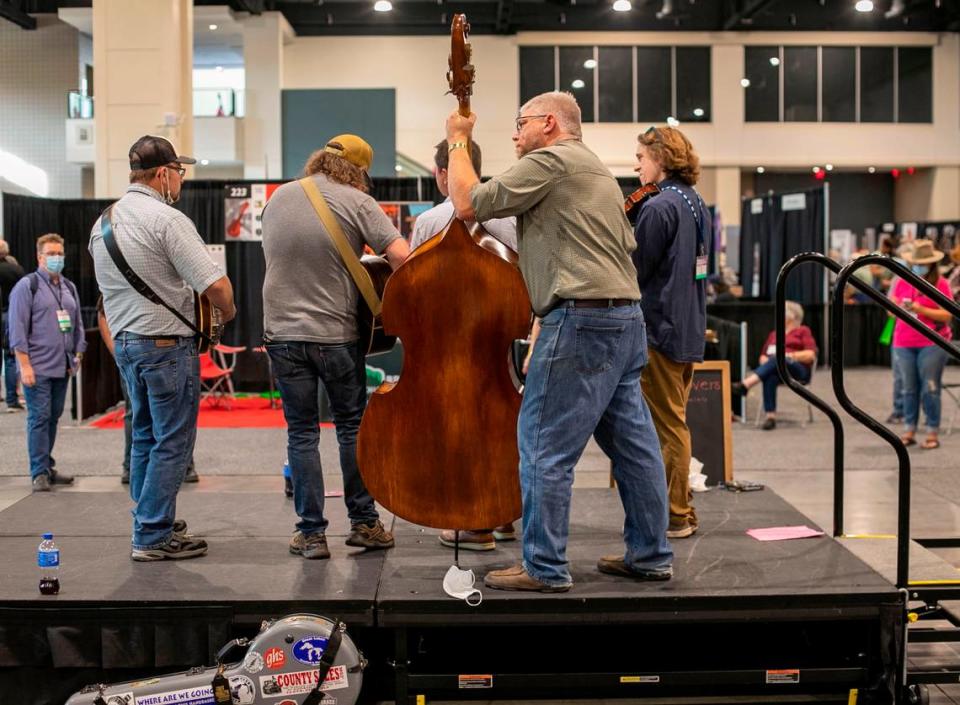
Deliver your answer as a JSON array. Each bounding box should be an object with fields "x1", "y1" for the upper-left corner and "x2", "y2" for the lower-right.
[
  {"x1": 458, "y1": 674, "x2": 493, "y2": 689},
  {"x1": 292, "y1": 636, "x2": 329, "y2": 665},
  {"x1": 102, "y1": 694, "x2": 134, "y2": 705},
  {"x1": 766, "y1": 669, "x2": 800, "y2": 684},
  {"x1": 243, "y1": 651, "x2": 264, "y2": 674},
  {"x1": 260, "y1": 666, "x2": 348, "y2": 698},
  {"x1": 265, "y1": 647, "x2": 286, "y2": 670}
]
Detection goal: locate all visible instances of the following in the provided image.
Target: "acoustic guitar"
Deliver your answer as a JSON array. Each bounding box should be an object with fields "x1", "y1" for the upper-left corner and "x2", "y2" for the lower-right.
[
  {"x1": 356, "y1": 256, "x2": 396, "y2": 356},
  {"x1": 193, "y1": 292, "x2": 224, "y2": 354}
]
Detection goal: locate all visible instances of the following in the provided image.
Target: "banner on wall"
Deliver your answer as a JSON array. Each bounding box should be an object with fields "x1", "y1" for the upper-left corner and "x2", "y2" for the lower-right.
[{"x1": 225, "y1": 183, "x2": 434, "y2": 243}]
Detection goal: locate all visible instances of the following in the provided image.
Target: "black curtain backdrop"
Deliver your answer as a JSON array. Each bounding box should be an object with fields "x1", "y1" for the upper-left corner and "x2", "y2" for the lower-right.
[{"x1": 739, "y1": 186, "x2": 826, "y2": 305}]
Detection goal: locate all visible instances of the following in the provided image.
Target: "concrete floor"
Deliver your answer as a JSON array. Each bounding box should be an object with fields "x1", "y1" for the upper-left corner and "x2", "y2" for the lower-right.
[{"x1": 2, "y1": 364, "x2": 960, "y2": 703}]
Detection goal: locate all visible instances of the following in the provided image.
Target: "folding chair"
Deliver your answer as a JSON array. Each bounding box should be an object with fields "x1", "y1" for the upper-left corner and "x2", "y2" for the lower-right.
[
  {"x1": 199, "y1": 352, "x2": 233, "y2": 409},
  {"x1": 213, "y1": 344, "x2": 246, "y2": 397},
  {"x1": 754, "y1": 360, "x2": 816, "y2": 427}
]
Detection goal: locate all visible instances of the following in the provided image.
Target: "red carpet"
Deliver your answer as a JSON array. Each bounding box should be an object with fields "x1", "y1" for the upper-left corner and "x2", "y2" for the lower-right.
[{"x1": 89, "y1": 396, "x2": 334, "y2": 430}]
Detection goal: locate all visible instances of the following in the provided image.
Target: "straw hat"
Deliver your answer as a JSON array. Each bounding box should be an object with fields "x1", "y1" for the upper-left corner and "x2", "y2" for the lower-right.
[{"x1": 899, "y1": 238, "x2": 944, "y2": 265}]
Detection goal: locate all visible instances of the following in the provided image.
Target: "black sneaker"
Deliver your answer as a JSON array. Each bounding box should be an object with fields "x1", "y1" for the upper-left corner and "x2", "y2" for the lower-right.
[
  {"x1": 48, "y1": 469, "x2": 74, "y2": 485},
  {"x1": 121, "y1": 468, "x2": 130, "y2": 485},
  {"x1": 31, "y1": 474, "x2": 51, "y2": 492},
  {"x1": 183, "y1": 466, "x2": 199, "y2": 483},
  {"x1": 346, "y1": 520, "x2": 395, "y2": 550},
  {"x1": 289, "y1": 531, "x2": 330, "y2": 559},
  {"x1": 131, "y1": 534, "x2": 208, "y2": 562}
]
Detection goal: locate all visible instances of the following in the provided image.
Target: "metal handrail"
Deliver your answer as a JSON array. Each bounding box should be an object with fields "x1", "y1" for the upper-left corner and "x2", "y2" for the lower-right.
[
  {"x1": 831, "y1": 255, "x2": 960, "y2": 590},
  {"x1": 775, "y1": 253, "x2": 848, "y2": 536}
]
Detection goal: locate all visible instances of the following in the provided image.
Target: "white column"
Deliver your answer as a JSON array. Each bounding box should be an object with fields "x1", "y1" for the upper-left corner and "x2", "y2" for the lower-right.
[
  {"x1": 714, "y1": 167, "x2": 742, "y2": 228},
  {"x1": 242, "y1": 12, "x2": 289, "y2": 180},
  {"x1": 93, "y1": 0, "x2": 193, "y2": 198}
]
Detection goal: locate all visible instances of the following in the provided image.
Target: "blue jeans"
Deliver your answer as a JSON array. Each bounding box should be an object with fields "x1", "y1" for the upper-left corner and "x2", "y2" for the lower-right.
[
  {"x1": 2, "y1": 314, "x2": 17, "y2": 405},
  {"x1": 894, "y1": 345, "x2": 948, "y2": 432},
  {"x1": 752, "y1": 358, "x2": 812, "y2": 413},
  {"x1": 120, "y1": 373, "x2": 132, "y2": 472},
  {"x1": 891, "y1": 354, "x2": 904, "y2": 418},
  {"x1": 115, "y1": 334, "x2": 199, "y2": 550},
  {"x1": 267, "y1": 341, "x2": 379, "y2": 536},
  {"x1": 519, "y1": 302, "x2": 673, "y2": 587},
  {"x1": 22, "y1": 375, "x2": 69, "y2": 479}
]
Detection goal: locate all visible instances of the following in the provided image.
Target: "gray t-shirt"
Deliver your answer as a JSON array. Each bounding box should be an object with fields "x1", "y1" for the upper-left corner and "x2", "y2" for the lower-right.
[
  {"x1": 262, "y1": 174, "x2": 401, "y2": 343},
  {"x1": 471, "y1": 139, "x2": 640, "y2": 316},
  {"x1": 89, "y1": 184, "x2": 223, "y2": 337}
]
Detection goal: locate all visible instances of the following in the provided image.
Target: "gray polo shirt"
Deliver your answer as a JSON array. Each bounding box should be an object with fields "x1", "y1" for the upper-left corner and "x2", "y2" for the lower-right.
[
  {"x1": 470, "y1": 139, "x2": 640, "y2": 316},
  {"x1": 89, "y1": 185, "x2": 223, "y2": 338},
  {"x1": 261, "y1": 174, "x2": 401, "y2": 343}
]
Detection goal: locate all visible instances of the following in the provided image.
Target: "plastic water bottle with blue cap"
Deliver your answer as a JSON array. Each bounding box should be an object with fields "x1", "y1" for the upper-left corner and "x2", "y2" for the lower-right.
[
  {"x1": 283, "y1": 458, "x2": 293, "y2": 498},
  {"x1": 38, "y1": 533, "x2": 60, "y2": 595}
]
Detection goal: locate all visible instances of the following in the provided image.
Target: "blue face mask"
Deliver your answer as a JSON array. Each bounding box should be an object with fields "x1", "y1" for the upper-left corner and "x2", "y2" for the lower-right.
[
  {"x1": 911, "y1": 264, "x2": 929, "y2": 276},
  {"x1": 45, "y1": 255, "x2": 65, "y2": 274}
]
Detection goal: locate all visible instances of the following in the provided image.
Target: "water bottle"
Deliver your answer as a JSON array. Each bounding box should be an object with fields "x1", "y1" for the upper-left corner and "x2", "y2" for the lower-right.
[
  {"x1": 283, "y1": 459, "x2": 293, "y2": 498},
  {"x1": 38, "y1": 533, "x2": 60, "y2": 595}
]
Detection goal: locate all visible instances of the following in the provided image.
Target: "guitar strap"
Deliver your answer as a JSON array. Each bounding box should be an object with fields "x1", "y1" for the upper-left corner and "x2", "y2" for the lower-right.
[
  {"x1": 298, "y1": 176, "x2": 383, "y2": 317},
  {"x1": 100, "y1": 206, "x2": 212, "y2": 344}
]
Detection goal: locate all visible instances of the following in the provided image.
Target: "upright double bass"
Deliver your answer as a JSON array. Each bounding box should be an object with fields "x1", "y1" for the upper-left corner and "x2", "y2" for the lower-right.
[{"x1": 356, "y1": 15, "x2": 528, "y2": 529}]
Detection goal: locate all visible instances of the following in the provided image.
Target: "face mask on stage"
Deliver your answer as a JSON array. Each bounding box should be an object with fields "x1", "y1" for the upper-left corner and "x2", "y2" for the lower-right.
[
  {"x1": 45, "y1": 255, "x2": 65, "y2": 274},
  {"x1": 911, "y1": 264, "x2": 929, "y2": 276},
  {"x1": 442, "y1": 564, "x2": 483, "y2": 606}
]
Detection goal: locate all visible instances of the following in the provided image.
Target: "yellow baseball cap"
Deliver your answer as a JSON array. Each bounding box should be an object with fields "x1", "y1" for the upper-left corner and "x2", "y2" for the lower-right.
[{"x1": 323, "y1": 134, "x2": 374, "y2": 172}]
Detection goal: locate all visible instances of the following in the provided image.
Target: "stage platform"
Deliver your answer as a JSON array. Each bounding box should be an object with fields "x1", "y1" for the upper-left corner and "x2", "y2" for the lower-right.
[{"x1": 0, "y1": 488, "x2": 902, "y2": 704}]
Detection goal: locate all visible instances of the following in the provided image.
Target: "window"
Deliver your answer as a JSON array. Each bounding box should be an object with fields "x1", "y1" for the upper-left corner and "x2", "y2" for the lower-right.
[
  {"x1": 860, "y1": 47, "x2": 894, "y2": 123},
  {"x1": 559, "y1": 47, "x2": 595, "y2": 122},
  {"x1": 745, "y1": 44, "x2": 931, "y2": 124},
  {"x1": 898, "y1": 47, "x2": 932, "y2": 123},
  {"x1": 783, "y1": 46, "x2": 817, "y2": 122},
  {"x1": 519, "y1": 44, "x2": 711, "y2": 124},
  {"x1": 676, "y1": 47, "x2": 711, "y2": 122},
  {"x1": 519, "y1": 47, "x2": 555, "y2": 106},
  {"x1": 821, "y1": 47, "x2": 855, "y2": 122},
  {"x1": 744, "y1": 46, "x2": 780, "y2": 122},
  {"x1": 598, "y1": 47, "x2": 633, "y2": 123},
  {"x1": 635, "y1": 47, "x2": 671, "y2": 123}
]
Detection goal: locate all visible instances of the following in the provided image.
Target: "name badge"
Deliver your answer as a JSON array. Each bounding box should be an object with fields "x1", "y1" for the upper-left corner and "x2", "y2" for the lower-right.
[
  {"x1": 695, "y1": 254, "x2": 708, "y2": 280},
  {"x1": 56, "y1": 309, "x2": 72, "y2": 333}
]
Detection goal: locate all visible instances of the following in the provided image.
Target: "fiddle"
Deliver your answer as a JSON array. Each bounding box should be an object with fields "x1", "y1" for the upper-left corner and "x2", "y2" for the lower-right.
[{"x1": 624, "y1": 183, "x2": 660, "y2": 222}]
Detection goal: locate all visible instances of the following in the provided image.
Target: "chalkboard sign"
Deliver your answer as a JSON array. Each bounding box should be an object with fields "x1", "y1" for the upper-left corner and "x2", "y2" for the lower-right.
[{"x1": 686, "y1": 361, "x2": 734, "y2": 486}]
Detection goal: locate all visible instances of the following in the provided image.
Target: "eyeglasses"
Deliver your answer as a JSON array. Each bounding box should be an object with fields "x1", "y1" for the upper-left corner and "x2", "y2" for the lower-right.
[
  {"x1": 515, "y1": 114, "x2": 548, "y2": 132},
  {"x1": 165, "y1": 165, "x2": 186, "y2": 177},
  {"x1": 643, "y1": 126, "x2": 662, "y2": 142}
]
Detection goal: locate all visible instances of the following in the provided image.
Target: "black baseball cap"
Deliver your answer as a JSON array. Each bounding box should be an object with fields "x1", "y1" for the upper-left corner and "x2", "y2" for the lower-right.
[{"x1": 129, "y1": 135, "x2": 196, "y2": 170}]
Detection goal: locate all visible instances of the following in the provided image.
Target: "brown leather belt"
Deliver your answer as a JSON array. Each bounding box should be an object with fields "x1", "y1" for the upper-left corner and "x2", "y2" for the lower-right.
[{"x1": 571, "y1": 298, "x2": 635, "y2": 308}]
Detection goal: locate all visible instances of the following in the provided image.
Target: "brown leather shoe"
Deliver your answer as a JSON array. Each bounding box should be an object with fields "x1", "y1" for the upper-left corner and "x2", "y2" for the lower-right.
[
  {"x1": 597, "y1": 555, "x2": 672, "y2": 581},
  {"x1": 484, "y1": 564, "x2": 571, "y2": 592},
  {"x1": 492, "y1": 523, "x2": 516, "y2": 541},
  {"x1": 439, "y1": 530, "x2": 495, "y2": 551}
]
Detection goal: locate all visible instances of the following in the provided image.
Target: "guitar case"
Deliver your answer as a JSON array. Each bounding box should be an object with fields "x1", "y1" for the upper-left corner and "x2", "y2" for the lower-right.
[{"x1": 66, "y1": 614, "x2": 365, "y2": 705}]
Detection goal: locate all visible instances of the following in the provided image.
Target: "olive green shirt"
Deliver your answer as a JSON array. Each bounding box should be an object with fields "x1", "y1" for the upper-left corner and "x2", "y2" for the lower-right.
[{"x1": 470, "y1": 139, "x2": 641, "y2": 316}]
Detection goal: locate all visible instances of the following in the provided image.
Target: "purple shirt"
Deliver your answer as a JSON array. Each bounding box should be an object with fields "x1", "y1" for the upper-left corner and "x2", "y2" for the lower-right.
[{"x1": 8, "y1": 269, "x2": 86, "y2": 378}]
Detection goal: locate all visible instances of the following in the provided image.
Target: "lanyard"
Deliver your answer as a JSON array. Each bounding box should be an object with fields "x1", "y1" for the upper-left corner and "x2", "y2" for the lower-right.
[
  {"x1": 41, "y1": 275, "x2": 64, "y2": 309},
  {"x1": 659, "y1": 185, "x2": 706, "y2": 250}
]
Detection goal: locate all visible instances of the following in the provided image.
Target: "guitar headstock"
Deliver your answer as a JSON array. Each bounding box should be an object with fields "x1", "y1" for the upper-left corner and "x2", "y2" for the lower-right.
[{"x1": 446, "y1": 14, "x2": 474, "y2": 118}]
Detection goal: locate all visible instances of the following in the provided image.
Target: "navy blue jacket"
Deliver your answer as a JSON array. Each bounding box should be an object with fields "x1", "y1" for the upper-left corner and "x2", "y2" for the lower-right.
[{"x1": 632, "y1": 178, "x2": 710, "y2": 363}]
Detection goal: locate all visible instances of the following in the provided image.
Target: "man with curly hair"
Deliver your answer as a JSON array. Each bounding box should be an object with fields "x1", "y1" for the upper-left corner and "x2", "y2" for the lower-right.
[
  {"x1": 261, "y1": 135, "x2": 409, "y2": 559},
  {"x1": 632, "y1": 126, "x2": 711, "y2": 539}
]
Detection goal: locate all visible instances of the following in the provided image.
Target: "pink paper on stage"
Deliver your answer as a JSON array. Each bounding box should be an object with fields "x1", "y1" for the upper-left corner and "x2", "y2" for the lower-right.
[{"x1": 746, "y1": 525, "x2": 825, "y2": 541}]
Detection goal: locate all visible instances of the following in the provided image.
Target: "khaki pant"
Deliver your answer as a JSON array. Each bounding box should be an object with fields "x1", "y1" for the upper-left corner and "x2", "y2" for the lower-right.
[{"x1": 641, "y1": 348, "x2": 696, "y2": 526}]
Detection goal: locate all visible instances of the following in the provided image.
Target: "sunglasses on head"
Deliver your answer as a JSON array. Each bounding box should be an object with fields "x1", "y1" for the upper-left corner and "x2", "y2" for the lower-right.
[{"x1": 643, "y1": 126, "x2": 662, "y2": 142}]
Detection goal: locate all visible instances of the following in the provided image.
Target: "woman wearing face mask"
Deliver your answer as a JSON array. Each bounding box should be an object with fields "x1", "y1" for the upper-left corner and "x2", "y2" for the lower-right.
[{"x1": 890, "y1": 239, "x2": 953, "y2": 450}]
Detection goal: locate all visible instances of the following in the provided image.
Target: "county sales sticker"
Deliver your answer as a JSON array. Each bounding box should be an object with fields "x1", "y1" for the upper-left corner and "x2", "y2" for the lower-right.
[{"x1": 260, "y1": 666, "x2": 348, "y2": 698}]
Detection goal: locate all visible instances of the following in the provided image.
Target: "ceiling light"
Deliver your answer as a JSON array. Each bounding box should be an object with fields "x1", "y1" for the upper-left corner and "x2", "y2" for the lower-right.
[
  {"x1": 666, "y1": 116, "x2": 679, "y2": 127},
  {"x1": 868, "y1": 166, "x2": 876, "y2": 174},
  {"x1": 394, "y1": 165, "x2": 403, "y2": 172},
  {"x1": 756, "y1": 166, "x2": 765, "y2": 174},
  {"x1": 825, "y1": 164, "x2": 834, "y2": 171},
  {"x1": 200, "y1": 159, "x2": 210, "y2": 166},
  {"x1": 613, "y1": 0, "x2": 632, "y2": 12},
  {"x1": 769, "y1": 57, "x2": 780, "y2": 67},
  {"x1": 693, "y1": 107, "x2": 704, "y2": 117},
  {"x1": 208, "y1": 24, "x2": 218, "y2": 30},
  {"x1": 571, "y1": 79, "x2": 586, "y2": 89},
  {"x1": 374, "y1": 0, "x2": 392, "y2": 11},
  {"x1": 855, "y1": 0, "x2": 873, "y2": 11},
  {"x1": 215, "y1": 66, "x2": 224, "y2": 72},
  {"x1": 740, "y1": 78, "x2": 751, "y2": 88},
  {"x1": 583, "y1": 59, "x2": 598, "y2": 69},
  {"x1": 812, "y1": 166, "x2": 821, "y2": 173}
]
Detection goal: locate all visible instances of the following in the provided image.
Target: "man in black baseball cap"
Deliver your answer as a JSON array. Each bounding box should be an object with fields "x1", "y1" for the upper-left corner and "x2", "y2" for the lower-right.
[{"x1": 128, "y1": 135, "x2": 196, "y2": 206}]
